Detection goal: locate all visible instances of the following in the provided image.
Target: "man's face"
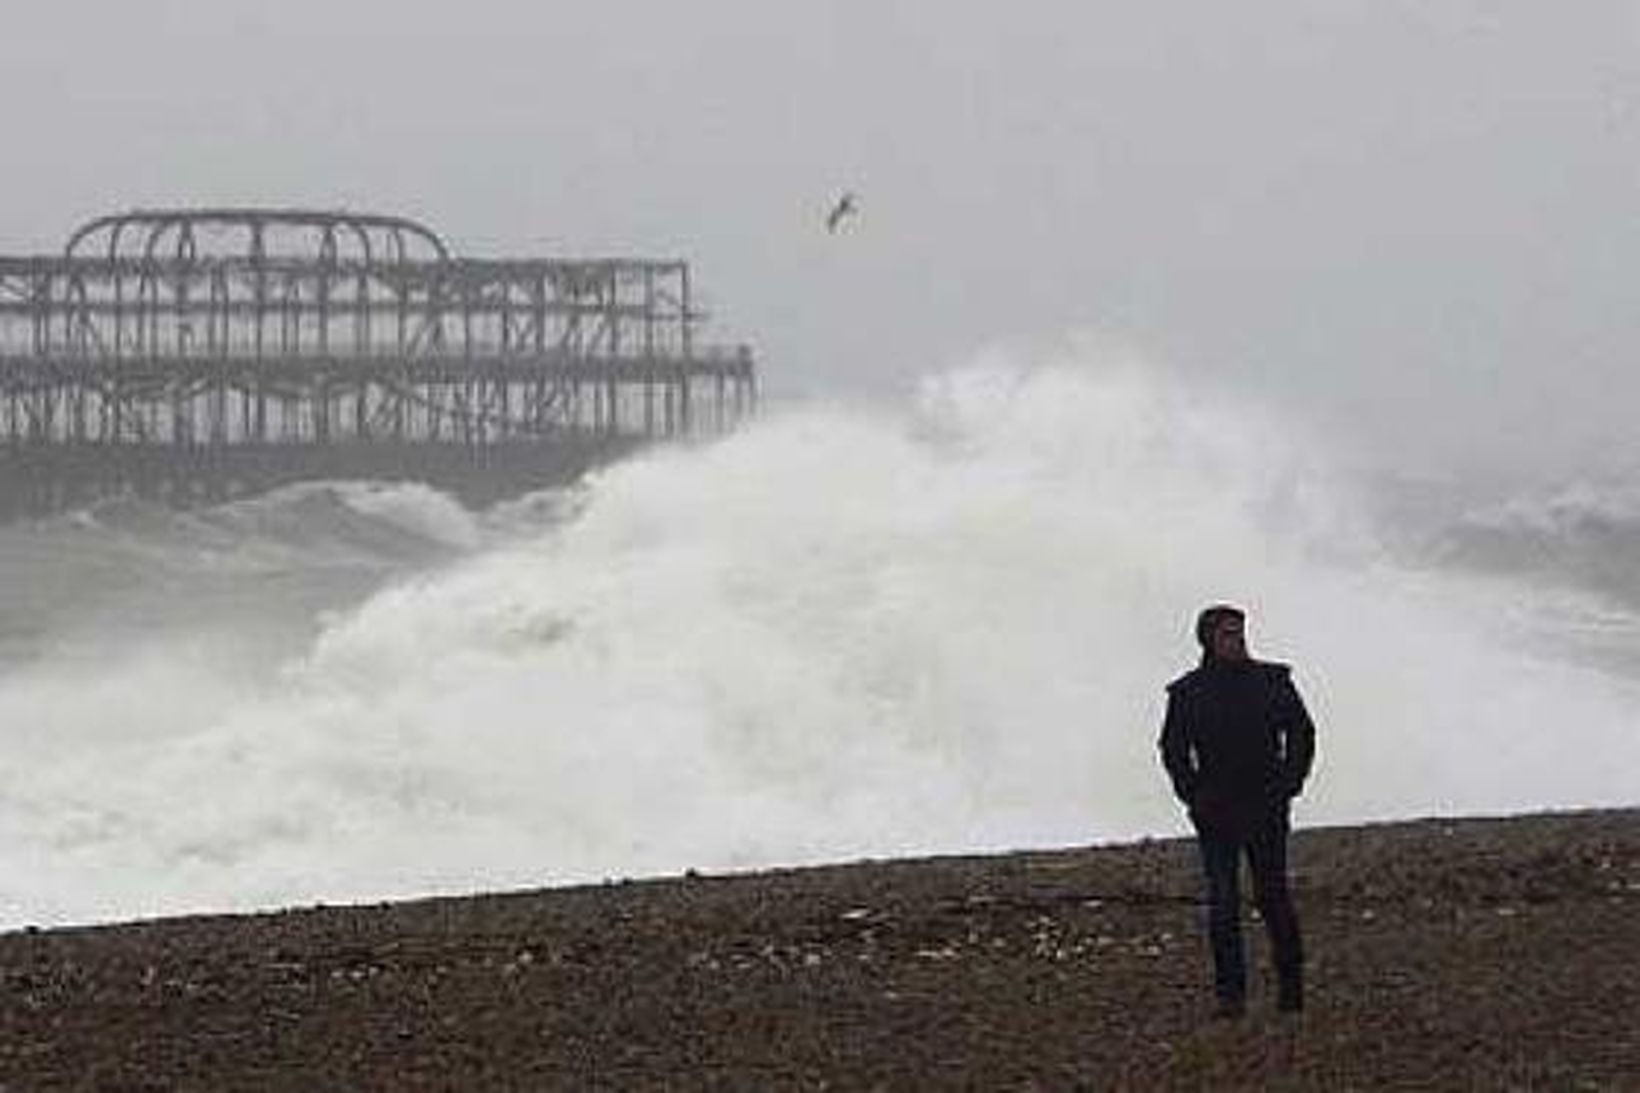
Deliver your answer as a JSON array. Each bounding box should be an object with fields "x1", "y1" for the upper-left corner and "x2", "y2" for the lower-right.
[{"x1": 1212, "y1": 616, "x2": 1249, "y2": 661}]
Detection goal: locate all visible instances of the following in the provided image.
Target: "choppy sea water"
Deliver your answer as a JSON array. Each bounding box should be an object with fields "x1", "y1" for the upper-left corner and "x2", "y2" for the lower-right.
[{"x1": 2, "y1": 346, "x2": 1637, "y2": 928}]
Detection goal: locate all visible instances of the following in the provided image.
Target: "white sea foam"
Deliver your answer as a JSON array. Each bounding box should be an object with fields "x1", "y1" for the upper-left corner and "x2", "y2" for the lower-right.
[{"x1": 1, "y1": 341, "x2": 1636, "y2": 927}]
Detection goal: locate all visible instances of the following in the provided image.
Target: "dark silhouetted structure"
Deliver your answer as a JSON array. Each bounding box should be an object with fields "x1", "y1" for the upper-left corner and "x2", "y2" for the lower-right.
[{"x1": 0, "y1": 209, "x2": 757, "y2": 517}]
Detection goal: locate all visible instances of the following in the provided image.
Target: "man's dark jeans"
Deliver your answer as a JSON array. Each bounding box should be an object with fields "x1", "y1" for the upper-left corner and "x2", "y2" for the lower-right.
[{"x1": 1195, "y1": 804, "x2": 1304, "y2": 1007}]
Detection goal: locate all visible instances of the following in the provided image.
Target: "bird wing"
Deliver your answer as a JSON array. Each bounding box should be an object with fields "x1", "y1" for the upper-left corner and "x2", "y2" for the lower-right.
[{"x1": 826, "y1": 194, "x2": 857, "y2": 232}]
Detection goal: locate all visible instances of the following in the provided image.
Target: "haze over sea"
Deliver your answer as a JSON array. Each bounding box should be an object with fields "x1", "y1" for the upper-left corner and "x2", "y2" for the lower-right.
[{"x1": 2, "y1": 343, "x2": 1637, "y2": 929}]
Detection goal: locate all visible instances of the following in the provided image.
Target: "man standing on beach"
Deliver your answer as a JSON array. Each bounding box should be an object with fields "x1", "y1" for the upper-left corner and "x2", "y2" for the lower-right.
[{"x1": 1159, "y1": 604, "x2": 1316, "y2": 1018}]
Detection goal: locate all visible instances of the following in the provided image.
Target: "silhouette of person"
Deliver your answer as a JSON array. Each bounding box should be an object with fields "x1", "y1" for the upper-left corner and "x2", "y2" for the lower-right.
[{"x1": 1160, "y1": 604, "x2": 1315, "y2": 1017}]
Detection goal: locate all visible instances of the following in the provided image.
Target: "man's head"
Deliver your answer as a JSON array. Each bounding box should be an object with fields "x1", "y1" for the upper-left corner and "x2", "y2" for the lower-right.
[{"x1": 1195, "y1": 604, "x2": 1248, "y2": 662}]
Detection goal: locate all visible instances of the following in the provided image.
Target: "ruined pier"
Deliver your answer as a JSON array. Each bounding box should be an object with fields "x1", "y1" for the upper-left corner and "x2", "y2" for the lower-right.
[{"x1": 0, "y1": 208, "x2": 756, "y2": 517}]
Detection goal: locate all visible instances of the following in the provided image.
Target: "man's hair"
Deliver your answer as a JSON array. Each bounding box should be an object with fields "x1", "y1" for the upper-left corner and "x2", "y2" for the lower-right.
[{"x1": 1195, "y1": 603, "x2": 1246, "y2": 650}]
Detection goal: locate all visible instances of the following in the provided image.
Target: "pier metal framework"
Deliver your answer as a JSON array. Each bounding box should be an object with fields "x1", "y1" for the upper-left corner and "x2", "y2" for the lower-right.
[{"x1": 0, "y1": 209, "x2": 756, "y2": 512}]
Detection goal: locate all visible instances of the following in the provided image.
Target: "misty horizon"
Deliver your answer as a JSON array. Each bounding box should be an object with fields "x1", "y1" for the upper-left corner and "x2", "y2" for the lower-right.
[{"x1": 1, "y1": 2, "x2": 1636, "y2": 480}]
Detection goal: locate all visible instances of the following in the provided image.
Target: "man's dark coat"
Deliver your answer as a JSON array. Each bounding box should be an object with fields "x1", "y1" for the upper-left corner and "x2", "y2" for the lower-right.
[{"x1": 1159, "y1": 659, "x2": 1316, "y2": 834}]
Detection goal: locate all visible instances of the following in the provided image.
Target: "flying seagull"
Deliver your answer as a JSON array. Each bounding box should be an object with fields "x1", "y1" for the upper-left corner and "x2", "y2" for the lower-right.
[{"x1": 825, "y1": 191, "x2": 859, "y2": 234}]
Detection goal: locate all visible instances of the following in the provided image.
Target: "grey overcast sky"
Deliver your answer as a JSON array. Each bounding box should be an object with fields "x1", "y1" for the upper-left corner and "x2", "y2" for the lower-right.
[{"x1": 2, "y1": 2, "x2": 1636, "y2": 481}]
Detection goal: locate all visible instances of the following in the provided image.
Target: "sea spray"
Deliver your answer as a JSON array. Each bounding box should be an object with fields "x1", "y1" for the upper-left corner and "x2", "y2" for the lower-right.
[{"x1": 1, "y1": 346, "x2": 1636, "y2": 927}]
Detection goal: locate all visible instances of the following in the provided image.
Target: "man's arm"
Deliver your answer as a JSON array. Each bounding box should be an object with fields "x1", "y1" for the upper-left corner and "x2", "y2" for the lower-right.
[
  {"x1": 1277, "y1": 672, "x2": 1316, "y2": 797},
  {"x1": 1158, "y1": 687, "x2": 1197, "y2": 805}
]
